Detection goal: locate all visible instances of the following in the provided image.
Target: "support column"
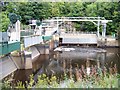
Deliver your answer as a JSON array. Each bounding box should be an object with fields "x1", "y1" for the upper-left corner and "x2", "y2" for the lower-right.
[
  {"x1": 97, "y1": 17, "x2": 100, "y2": 37},
  {"x1": 49, "y1": 39, "x2": 54, "y2": 50},
  {"x1": 104, "y1": 24, "x2": 106, "y2": 38},
  {"x1": 23, "y1": 51, "x2": 32, "y2": 69},
  {"x1": 57, "y1": 17, "x2": 59, "y2": 33},
  {"x1": 102, "y1": 23, "x2": 106, "y2": 38},
  {"x1": 101, "y1": 20, "x2": 109, "y2": 38}
]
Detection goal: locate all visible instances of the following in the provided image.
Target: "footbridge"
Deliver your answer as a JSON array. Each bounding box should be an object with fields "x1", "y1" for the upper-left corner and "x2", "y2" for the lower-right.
[{"x1": 0, "y1": 20, "x2": 57, "y2": 80}]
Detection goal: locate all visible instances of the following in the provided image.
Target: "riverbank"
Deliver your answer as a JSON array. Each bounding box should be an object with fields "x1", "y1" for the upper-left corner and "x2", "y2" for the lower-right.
[{"x1": 1, "y1": 64, "x2": 119, "y2": 89}]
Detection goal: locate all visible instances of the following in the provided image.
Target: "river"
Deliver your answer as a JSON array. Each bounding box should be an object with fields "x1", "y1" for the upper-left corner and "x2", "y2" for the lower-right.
[{"x1": 5, "y1": 46, "x2": 119, "y2": 85}]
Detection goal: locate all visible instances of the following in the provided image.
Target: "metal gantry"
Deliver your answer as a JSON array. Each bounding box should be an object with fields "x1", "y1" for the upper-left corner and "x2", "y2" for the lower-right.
[{"x1": 44, "y1": 17, "x2": 112, "y2": 38}]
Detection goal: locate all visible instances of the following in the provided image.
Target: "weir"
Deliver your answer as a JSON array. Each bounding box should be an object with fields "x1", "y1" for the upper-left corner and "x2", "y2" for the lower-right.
[
  {"x1": 60, "y1": 33, "x2": 97, "y2": 45},
  {"x1": 1, "y1": 17, "x2": 118, "y2": 80}
]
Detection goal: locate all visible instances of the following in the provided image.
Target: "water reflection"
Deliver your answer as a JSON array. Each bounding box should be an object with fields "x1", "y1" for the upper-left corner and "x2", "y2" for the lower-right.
[
  {"x1": 9, "y1": 47, "x2": 120, "y2": 84},
  {"x1": 12, "y1": 69, "x2": 32, "y2": 86},
  {"x1": 44, "y1": 47, "x2": 120, "y2": 76}
]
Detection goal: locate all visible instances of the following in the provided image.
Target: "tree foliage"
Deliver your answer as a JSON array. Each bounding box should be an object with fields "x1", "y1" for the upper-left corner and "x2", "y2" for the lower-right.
[
  {"x1": 1, "y1": 2, "x2": 120, "y2": 34},
  {"x1": 1, "y1": 12, "x2": 10, "y2": 32}
]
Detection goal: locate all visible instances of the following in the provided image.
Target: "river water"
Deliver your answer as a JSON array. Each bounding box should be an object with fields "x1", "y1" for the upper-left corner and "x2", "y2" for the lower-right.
[{"x1": 7, "y1": 46, "x2": 119, "y2": 85}]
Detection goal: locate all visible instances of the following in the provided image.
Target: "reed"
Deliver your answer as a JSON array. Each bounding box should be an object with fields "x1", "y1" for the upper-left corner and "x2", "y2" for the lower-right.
[
  {"x1": 1, "y1": 62, "x2": 119, "y2": 89},
  {"x1": 69, "y1": 60, "x2": 73, "y2": 79}
]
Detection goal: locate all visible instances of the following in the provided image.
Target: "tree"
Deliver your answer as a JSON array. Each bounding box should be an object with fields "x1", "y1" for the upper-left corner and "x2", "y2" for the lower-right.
[
  {"x1": 17, "y1": 2, "x2": 51, "y2": 24},
  {"x1": 1, "y1": 12, "x2": 10, "y2": 32},
  {"x1": 1, "y1": 2, "x2": 119, "y2": 35}
]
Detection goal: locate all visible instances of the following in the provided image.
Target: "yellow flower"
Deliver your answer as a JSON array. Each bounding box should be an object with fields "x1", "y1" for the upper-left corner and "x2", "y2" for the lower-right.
[{"x1": 42, "y1": 74, "x2": 46, "y2": 78}]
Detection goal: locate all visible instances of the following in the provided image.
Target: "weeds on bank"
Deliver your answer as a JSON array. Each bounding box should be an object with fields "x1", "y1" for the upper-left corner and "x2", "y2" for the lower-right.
[{"x1": 1, "y1": 64, "x2": 119, "y2": 89}]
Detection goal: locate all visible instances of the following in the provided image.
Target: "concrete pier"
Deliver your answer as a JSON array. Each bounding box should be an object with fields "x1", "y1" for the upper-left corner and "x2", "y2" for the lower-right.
[{"x1": 0, "y1": 44, "x2": 51, "y2": 80}]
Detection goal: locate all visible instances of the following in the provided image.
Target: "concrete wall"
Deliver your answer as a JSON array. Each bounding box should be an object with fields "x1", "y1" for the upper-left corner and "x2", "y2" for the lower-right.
[
  {"x1": 34, "y1": 45, "x2": 49, "y2": 55},
  {"x1": 0, "y1": 56, "x2": 17, "y2": 80},
  {"x1": 98, "y1": 38, "x2": 119, "y2": 47},
  {"x1": 61, "y1": 34, "x2": 97, "y2": 44}
]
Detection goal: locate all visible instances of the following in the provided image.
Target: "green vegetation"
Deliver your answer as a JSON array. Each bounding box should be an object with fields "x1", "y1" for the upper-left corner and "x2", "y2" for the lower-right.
[
  {"x1": 1, "y1": 2, "x2": 120, "y2": 34},
  {"x1": 1, "y1": 12, "x2": 10, "y2": 32},
  {"x1": 1, "y1": 64, "x2": 119, "y2": 89}
]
